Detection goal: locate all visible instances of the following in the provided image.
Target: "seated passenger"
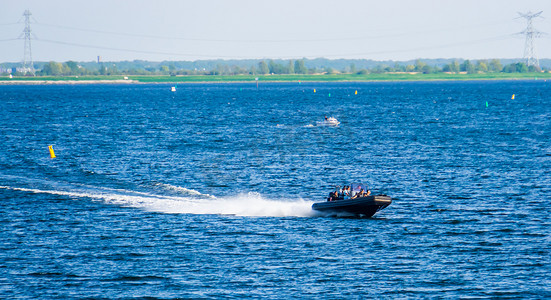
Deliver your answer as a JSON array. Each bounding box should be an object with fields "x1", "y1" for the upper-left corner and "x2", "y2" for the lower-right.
[
  {"x1": 353, "y1": 188, "x2": 365, "y2": 198},
  {"x1": 342, "y1": 186, "x2": 350, "y2": 197},
  {"x1": 328, "y1": 191, "x2": 338, "y2": 201}
]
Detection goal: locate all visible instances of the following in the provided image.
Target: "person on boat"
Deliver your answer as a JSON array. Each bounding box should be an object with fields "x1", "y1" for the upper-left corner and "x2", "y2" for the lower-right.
[
  {"x1": 328, "y1": 190, "x2": 339, "y2": 201},
  {"x1": 342, "y1": 186, "x2": 350, "y2": 199},
  {"x1": 325, "y1": 116, "x2": 328, "y2": 121},
  {"x1": 352, "y1": 188, "x2": 365, "y2": 199}
]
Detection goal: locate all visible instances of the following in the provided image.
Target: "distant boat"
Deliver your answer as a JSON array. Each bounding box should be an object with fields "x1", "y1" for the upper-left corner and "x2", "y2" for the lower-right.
[
  {"x1": 312, "y1": 183, "x2": 391, "y2": 217},
  {"x1": 171, "y1": 86, "x2": 176, "y2": 92},
  {"x1": 317, "y1": 116, "x2": 340, "y2": 126}
]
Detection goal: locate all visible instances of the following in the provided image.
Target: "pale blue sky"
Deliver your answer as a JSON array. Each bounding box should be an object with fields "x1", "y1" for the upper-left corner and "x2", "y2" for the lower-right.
[{"x1": 1, "y1": 0, "x2": 550, "y2": 62}]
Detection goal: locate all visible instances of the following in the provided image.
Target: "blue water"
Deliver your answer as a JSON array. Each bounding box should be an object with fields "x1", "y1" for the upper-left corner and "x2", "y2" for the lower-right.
[{"x1": 1, "y1": 81, "x2": 549, "y2": 298}]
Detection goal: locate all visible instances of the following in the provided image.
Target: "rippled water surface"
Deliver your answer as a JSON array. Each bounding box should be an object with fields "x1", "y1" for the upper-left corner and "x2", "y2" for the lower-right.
[{"x1": 1, "y1": 81, "x2": 550, "y2": 298}]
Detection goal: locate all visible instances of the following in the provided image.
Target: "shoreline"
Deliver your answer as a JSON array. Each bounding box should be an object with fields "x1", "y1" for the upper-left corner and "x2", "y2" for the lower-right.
[
  {"x1": 0, "y1": 79, "x2": 138, "y2": 85},
  {"x1": 1, "y1": 73, "x2": 549, "y2": 85}
]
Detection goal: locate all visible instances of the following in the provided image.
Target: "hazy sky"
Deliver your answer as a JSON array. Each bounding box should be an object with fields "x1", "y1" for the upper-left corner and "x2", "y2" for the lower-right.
[{"x1": 1, "y1": 0, "x2": 550, "y2": 62}]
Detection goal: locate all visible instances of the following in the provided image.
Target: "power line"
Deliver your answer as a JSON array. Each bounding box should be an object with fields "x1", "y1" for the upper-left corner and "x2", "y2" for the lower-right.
[
  {"x1": 34, "y1": 19, "x2": 512, "y2": 44},
  {"x1": 34, "y1": 38, "x2": 252, "y2": 59},
  {"x1": 1, "y1": 13, "x2": 527, "y2": 61},
  {"x1": 0, "y1": 38, "x2": 21, "y2": 42},
  {"x1": 316, "y1": 34, "x2": 514, "y2": 58},
  {"x1": 34, "y1": 34, "x2": 514, "y2": 60}
]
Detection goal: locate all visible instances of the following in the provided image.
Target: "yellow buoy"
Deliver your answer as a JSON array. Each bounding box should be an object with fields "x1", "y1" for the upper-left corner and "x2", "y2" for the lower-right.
[
  {"x1": 48, "y1": 145, "x2": 56, "y2": 158},
  {"x1": 314, "y1": 89, "x2": 316, "y2": 93},
  {"x1": 355, "y1": 90, "x2": 358, "y2": 95},
  {"x1": 511, "y1": 94, "x2": 515, "y2": 100}
]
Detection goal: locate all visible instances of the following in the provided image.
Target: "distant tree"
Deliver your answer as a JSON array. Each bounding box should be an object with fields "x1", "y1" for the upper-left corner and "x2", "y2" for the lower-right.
[
  {"x1": 488, "y1": 59, "x2": 503, "y2": 72},
  {"x1": 393, "y1": 63, "x2": 405, "y2": 72},
  {"x1": 460, "y1": 60, "x2": 475, "y2": 74},
  {"x1": 502, "y1": 63, "x2": 514, "y2": 73},
  {"x1": 325, "y1": 67, "x2": 338, "y2": 74},
  {"x1": 258, "y1": 61, "x2": 269, "y2": 74},
  {"x1": 476, "y1": 60, "x2": 488, "y2": 73},
  {"x1": 214, "y1": 64, "x2": 231, "y2": 75},
  {"x1": 503, "y1": 62, "x2": 528, "y2": 73},
  {"x1": 371, "y1": 64, "x2": 393, "y2": 73},
  {"x1": 442, "y1": 60, "x2": 461, "y2": 73},
  {"x1": 350, "y1": 63, "x2": 357, "y2": 74},
  {"x1": 288, "y1": 60, "x2": 295, "y2": 74},
  {"x1": 159, "y1": 65, "x2": 170, "y2": 74},
  {"x1": 268, "y1": 60, "x2": 287, "y2": 74},
  {"x1": 107, "y1": 64, "x2": 118, "y2": 75},
  {"x1": 231, "y1": 65, "x2": 247, "y2": 75},
  {"x1": 42, "y1": 61, "x2": 64, "y2": 75},
  {"x1": 268, "y1": 60, "x2": 277, "y2": 74},
  {"x1": 528, "y1": 65, "x2": 541, "y2": 72},
  {"x1": 371, "y1": 64, "x2": 386, "y2": 74},
  {"x1": 422, "y1": 65, "x2": 432, "y2": 74},
  {"x1": 294, "y1": 59, "x2": 308, "y2": 74},
  {"x1": 405, "y1": 65, "x2": 415, "y2": 72},
  {"x1": 65, "y1": 61, "x2": 80, "y2": 75},
  {"x1": 128, "y1": 68, "x2": 146, "y2": 75},
  {"x1": 414, "y1": 60, "x2": 427, "y2": 72}
]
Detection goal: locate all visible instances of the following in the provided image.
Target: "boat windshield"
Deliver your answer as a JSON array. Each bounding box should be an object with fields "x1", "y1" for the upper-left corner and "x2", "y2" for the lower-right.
[{"x1": 350, "y1": 183, "x2": 368, "y2": 193}]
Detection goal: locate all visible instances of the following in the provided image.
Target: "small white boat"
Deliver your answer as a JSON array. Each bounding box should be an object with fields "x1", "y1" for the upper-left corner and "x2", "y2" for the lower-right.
[{"x1": 317, "y1": 116, "x2": 340, "y2": 126}]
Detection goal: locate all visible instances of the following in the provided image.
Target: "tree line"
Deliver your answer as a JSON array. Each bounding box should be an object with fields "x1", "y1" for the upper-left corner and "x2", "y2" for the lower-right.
[{"x1": 3, "y1": 58, "x2": 547, "y2": 76}]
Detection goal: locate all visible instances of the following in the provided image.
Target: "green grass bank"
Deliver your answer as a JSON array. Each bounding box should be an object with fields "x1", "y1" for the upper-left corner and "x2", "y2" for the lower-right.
[{"x1": 2, "y1": 72, "x2": 551, "y2": 84}]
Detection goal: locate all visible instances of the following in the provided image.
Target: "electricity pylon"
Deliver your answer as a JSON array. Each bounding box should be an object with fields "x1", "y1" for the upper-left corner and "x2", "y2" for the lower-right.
[
  {"x1": 21, "y1": 9, "x2": 35, "y2": 76},
  {"x1": 518, "y1": 11, "x2": 543, "y2": 69}
]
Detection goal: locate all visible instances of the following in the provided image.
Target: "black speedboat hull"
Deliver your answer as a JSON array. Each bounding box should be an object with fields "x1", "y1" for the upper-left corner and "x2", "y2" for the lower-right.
[{"x1": 312, "y1": 195, "x2": 391, "y2": 217}]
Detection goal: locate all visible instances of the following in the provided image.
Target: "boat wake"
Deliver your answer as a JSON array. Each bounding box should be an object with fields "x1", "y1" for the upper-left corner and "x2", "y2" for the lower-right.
[
  {"x1": 153, "y1": 182, "x2": 216, "y2": 199},
  {"x1": 0, "y1": 180, "x2": 315, "y2": 217}
]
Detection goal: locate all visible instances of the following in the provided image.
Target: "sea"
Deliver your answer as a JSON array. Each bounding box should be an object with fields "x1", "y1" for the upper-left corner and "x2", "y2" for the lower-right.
[{"x1": 0, "y1": 81, "x2": 549, "y2": 299}]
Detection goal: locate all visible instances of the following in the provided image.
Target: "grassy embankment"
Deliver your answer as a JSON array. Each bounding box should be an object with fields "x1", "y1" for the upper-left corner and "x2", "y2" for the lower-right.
[{"x1": 2, "y1": 72, "x2": 551, "y2": 83}]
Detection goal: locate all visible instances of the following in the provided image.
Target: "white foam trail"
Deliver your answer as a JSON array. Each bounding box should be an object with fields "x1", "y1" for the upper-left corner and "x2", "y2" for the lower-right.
[
  {"x1": 158, "y1": 192, "x2": 316, "y2": 217},
  {"x1": 1, "y1": 186, "x2": 315, "y2": 217},
  {"x1": 1, "y1": 186, "x2": 97, "y2": 199},
  {"x1": 154, "y1": 183, "x2": 216, "y2": 199}
]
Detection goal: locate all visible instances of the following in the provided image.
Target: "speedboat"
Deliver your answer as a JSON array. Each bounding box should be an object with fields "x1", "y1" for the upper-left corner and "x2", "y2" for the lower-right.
[
  {"x1": 312, "y1": 183, "x2": 391, "y2": 217},
  {"x1": 325, "y1": 117, "x2": 340, "y2": 125},
  {"x1": 317, "y1": 116, "x2": 340, "y2": 126}
]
